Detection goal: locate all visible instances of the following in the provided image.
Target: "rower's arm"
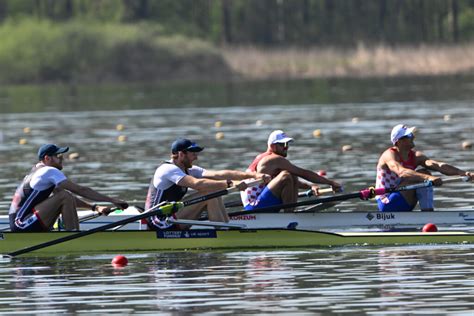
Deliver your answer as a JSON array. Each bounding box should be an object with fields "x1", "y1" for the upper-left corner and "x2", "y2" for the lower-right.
[
  {"x1": 57, "y1": 179, "x2": 128, "y2": 208},
  {"x1": 202, "y1": 169, "x2": 256, "y2": 180},
  {"x1": 423, "y1": 159, "x2": 472, "y2": 178},
  {"x1": 385, "y1": 151, "x2": 440, "y2": 184},
  {"x1": 178, "y1": 175, "x2": 228, "y2": 192},
  {"x1": 276, "y1": 158, "x2": 339, "y2": 188}
]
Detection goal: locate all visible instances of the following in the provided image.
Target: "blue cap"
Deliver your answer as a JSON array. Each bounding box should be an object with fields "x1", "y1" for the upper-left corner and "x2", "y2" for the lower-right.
[
  {"x1": 38, "y1": 144, "x2": 69, "y2": 160},
  {"x1": 171, "y1": 138, "x2": 204, "y2": 154}
]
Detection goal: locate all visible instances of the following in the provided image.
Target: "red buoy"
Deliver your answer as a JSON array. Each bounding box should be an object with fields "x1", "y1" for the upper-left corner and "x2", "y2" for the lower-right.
[
  {"x1": 112, "y1": 255, "x2": 128, "y2": 267},
  {"x1": 422, "y1": 223, "x2": 438, "y2": 232}
]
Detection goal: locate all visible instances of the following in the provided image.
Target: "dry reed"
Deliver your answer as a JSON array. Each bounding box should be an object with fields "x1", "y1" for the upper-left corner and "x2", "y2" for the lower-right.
[{"x1": 222, "y1": 44, "x2": 474, "y2": 79}]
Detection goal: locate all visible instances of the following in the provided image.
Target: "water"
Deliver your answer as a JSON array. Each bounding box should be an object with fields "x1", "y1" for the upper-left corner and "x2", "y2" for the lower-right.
[
  {"x1": 0, "y1": 246, "x2": 473, "y2": 314},
  {"x1": 0, "y1": 77, "x2": 473, "y2": 314},
  {"x1": 0, "y1": 101, "x2": 472, "y2": 212}
]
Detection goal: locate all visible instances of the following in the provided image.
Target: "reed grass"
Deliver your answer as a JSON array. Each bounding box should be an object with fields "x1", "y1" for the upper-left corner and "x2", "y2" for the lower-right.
[{"x1": 222, "y1": 44, "x2": 474, "y2": 79}]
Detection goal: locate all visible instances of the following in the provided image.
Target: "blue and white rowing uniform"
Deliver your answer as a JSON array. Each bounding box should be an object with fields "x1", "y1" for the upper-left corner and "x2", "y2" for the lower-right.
[
  {"x1": 9, "y1": 163, "x2": 67, "y2": 231},
  {"x1": 145, "y1": 161, "x2": 205, "y2": 229}
]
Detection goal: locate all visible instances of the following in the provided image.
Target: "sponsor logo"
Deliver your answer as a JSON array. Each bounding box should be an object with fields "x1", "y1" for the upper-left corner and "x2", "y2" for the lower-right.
[
  {"x1": 377, "y1": 213, "x2": 395, "y2": 220},
  {"x1": 230, "y1": 215, "x2": 257, "y2": 220},
  {"x1": 156, "y1": 230, "x2": 217, "y2": 239},
  {"x1": 459, "y1": 212, "x2": 474, "y2": 221},
  {"x1": 366, "y1": 213, "x2": 395, "y2": 221}
]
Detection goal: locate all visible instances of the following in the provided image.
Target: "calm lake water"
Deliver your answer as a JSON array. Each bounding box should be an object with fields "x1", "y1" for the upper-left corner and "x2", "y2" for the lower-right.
[
  {"x1": 0, "y1": 76, "x2": 473, "y2": 314},
  {"x1": 0, "y1": 246, "x2": 473, "y2": 314}
]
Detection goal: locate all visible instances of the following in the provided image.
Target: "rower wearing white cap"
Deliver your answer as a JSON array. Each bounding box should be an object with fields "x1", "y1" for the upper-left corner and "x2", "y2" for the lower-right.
[
  {"x1": 375, "y1": 124, "x2": 473, "y2": 212},
  {"x1": 241, "y1": 130, "x2": 342, "y2": 212}
]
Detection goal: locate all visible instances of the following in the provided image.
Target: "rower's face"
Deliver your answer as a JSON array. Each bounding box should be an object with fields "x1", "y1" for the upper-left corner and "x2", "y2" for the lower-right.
[
  {"x1": 45, "y1": 154, "x2": 64, "y2": 170},
  {"x1": 397, "y1": 133, "x2": 415, "y2": 149},
  {"x1": 182, "y1": 151, "x2": 198, "y2": 168},
  {"x1": 273, "y1": 142, "x2": 289, "y2": 157}
]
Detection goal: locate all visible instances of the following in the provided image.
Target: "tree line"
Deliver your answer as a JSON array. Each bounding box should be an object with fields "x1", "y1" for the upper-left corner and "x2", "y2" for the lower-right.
[{"x1": 0, "y1": 0, "x2": 474, "y2": 47}]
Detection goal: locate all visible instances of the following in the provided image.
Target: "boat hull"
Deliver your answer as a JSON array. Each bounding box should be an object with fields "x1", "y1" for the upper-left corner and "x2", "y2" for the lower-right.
[
  {"x1": 1, "y1": 229, "x2": 474, "y2": 256},
  {"x1": 2, "y1": 210, "x2": 474, "y2": 231}
]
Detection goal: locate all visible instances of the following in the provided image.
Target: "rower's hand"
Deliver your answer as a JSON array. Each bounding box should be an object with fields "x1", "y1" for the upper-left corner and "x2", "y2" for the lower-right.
[
  {"x1": 331, "y1": 181, "x2": 343, "y2": 193},
  {"x1": 428, "y1": 176, "x2": 442, "y2": 186},
  {"x1": 256, "y1": 173, "x2": 272, "y2": 184},
  {"x1": 235, "y1": 181, "x2": 248, "y2": 191},
  {"x1": 463, "y1": 172, "x2": 473, "y2": 182},
  {"x1": 310, "y1": 185, "x2": 320, "y2": 196},
  {"x1": 112, "y1": 199, "x2": 129, "y2": 210},
  {"x1": 96, "y1": 206, "x2": 114, "y2": 216}
]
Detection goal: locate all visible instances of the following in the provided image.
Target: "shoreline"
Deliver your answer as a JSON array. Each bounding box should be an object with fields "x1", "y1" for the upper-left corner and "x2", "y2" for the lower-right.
[{"x1": 2, "y1": 42, "x2": 474, "y2": 85}]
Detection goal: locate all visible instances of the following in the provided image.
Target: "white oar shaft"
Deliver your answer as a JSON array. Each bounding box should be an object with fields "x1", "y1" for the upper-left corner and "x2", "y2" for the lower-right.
[
  {"x1": 167, "y1": 218, "x2": 246, "y2": 229},
  {"x1": 443, "y1": 175, "x2": 470, "y2": 183}
]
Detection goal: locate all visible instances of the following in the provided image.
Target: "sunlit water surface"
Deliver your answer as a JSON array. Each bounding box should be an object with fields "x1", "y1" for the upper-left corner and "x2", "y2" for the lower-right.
[
  {"x1": 0, "y1": 100, "x2": 472, "y2": 212},
  {"x1": 0, "y1": 246, "x2": 473, "y2": 314}
]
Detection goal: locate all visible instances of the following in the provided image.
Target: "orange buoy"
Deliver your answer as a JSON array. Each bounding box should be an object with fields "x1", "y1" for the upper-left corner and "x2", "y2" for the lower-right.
[
  {"x1": 112, "y1": 255, "x2": 128, "y2": 267},
  {"x1": 422, "y1": 223, "x2": 438, "y2": 232}
]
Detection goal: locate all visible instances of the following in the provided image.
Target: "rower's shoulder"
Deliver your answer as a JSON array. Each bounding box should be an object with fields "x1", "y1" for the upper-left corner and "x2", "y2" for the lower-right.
[{"x1": 259, "y1": 154, "x2": 291, "y2": 171}]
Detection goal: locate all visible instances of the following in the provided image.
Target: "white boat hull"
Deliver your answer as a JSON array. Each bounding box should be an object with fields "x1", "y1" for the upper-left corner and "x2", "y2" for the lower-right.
[{"x1": 3, "y1": 209, "x2": 473, "y2": 231}]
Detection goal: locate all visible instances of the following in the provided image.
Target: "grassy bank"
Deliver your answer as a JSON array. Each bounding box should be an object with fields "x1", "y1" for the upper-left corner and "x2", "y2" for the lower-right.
[{"x1": 1, "y1": 19, "x2": 474, "y2": 84}]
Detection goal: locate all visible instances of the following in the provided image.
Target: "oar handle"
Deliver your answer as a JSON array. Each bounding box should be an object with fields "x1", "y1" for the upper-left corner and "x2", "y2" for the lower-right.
[
  {"x1": 299, "y1": 187, "x2": 334, "y2": 197},
  {"x1": 228, "y1": 178, "x2": 264, "y2": 193}
]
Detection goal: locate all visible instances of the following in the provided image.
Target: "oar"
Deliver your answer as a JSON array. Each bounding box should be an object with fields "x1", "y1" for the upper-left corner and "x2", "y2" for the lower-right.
[
  {"x1": 4, "y1": 180, "x2": 261, "y2": 258},
  {"x1": 167, "y1": 218, "x2": 246, "y2": 229},
  {"x1": 76, "y1": 204, "x2": 146, "y2": 224},
  {"x1": 224, "y1": 187, "x2": 334, "y2": 208},
  {"x1": 369, "y1": 175, "x2": 470, "y2": 197},
  {"x1": 225, "y1": 176, "x2": 470, "y2": 217},
  {"x1": 298, "y1": 187, "x2": 334, "y2": 198}
]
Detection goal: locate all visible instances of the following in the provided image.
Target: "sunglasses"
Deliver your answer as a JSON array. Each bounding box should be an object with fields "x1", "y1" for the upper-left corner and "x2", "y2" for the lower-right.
[
  {"x1": 276, "y1": 142, "x2": 290, "y2": 148},
  {"x1": 400, "y1": 133, "x2": 415, "y2": 140}
]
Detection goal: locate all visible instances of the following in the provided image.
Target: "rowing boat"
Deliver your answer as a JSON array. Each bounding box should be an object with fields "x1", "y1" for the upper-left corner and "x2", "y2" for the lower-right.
[
  {"x1": 3, "y1": 208, "x2": 470, "y2": 231},
  {"x1": 1, "y1": 229, "x2": 473, "y2": 256}
]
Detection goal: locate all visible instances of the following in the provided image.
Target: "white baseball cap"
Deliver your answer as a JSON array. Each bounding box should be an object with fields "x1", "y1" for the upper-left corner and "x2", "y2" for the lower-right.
[
  {"x1": 391, "y1": 124, "x2": 416, "y2": 144},
  {"x1": 267, "y1": 130, "x2": 294, "y2": 146}
]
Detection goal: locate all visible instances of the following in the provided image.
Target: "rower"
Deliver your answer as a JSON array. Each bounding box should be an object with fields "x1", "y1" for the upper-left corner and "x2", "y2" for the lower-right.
[
  {"x1": 9, "y1": 144, "x2": 129, "y2": 232},
  {"x1": 375, "y1": 124, "x2": 473, "y2": 212},
  {"x1": 241, "y1": 130, "x2": 342, "y2": 212},
  {"x1": 144, "y1": 138, "x2": 270, "y2": 230}
]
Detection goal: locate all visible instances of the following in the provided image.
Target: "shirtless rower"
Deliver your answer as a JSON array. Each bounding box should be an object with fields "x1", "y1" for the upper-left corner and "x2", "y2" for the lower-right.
[{"x1": 241, "y1": 130, "x2": 342, "y2": 212}]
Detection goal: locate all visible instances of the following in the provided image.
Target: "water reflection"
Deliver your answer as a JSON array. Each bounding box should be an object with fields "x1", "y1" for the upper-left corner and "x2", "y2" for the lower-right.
[{"x1": 0, "y1": 246, "x2": 473, "y2": 314}]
